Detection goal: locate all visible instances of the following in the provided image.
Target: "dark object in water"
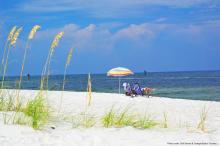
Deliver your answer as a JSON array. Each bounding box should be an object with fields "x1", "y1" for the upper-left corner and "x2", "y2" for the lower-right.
[
  {"x1": 144, "y1": 70, "x2": 147, "y2": 76},
  {"x1": 27, "y1": 73, "x2": 30, "y2": 80},
  {"x1": 51, "y1": 126, "x2": 56, "y2": 129}
]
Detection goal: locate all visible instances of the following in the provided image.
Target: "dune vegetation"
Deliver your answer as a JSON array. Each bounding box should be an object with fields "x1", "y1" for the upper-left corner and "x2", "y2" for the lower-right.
[{"x1": 0, "y1": 26, "x2": 64, "y2": 129}]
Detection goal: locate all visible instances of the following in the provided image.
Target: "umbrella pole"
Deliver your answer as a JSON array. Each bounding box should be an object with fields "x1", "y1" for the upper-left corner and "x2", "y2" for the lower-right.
[{"x1": 119, "y1": 77, "x2": 121, "y2": 94}]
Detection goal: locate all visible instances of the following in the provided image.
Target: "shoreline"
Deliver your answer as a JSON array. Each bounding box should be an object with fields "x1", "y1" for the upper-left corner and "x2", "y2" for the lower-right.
[{"x1": 2, "y1": 88, "x2": 220, "y2": 102}]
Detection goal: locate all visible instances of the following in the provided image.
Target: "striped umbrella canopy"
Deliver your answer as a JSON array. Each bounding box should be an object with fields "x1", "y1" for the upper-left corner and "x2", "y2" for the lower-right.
[
  {"x1": 107, "y1": 67, "x2": 133, "y2": 94},
  {"x1": 107, "y1": 67, "x2": 133, "y2": 77}
]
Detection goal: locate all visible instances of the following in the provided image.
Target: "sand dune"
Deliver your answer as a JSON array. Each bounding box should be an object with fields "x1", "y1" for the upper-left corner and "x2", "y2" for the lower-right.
[{"x1": 0, "y1": 90, "x2": 219, "y2": 146}]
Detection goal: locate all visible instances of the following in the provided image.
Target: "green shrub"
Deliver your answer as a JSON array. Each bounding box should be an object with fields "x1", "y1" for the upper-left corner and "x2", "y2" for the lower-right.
[
  {"x1": 24, "y1": 96, "x2": 49, "y2": 129},
  {"x1": 133, "y1": 114, "x2": 157, "y2": 129},
  {"x1": 114, "y1": 108, "x2": 135, "y2": 127},
  {"x1": 102, "y1": 107, "x2": 157, "y2": 129},
  {"x1": 102, "y1": 107, "x2": 116, "y2": 127}
]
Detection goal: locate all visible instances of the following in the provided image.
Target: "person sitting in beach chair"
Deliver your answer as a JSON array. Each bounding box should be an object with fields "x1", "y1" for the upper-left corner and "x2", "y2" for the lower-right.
[
  {"x1": 122, "y1": 82, "x2": 132, "y2": 96},
  {"x1": 123, "y1": 82, "x2": 153, "y2": 97},
  {"x1": 132, "y1": 83, "x2": 143, "y2": 96},
  {"x1": 132, "y1": 83, "x2": 153, "y2": 97}
]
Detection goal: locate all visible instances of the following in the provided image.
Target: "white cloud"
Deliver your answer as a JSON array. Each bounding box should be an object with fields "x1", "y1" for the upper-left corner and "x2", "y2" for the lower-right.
[
  {"x1": 33, "y1": 22, "x2": 157, "y2": 52},
  {"x1": 154, "y1": 17, "x2": 167, "y2": 23},
  {"x1": 31, "y1": 19, "x2": 220, "y2": 54},
  {"x1": 114, "y1": 24, "x2": 154, "y2": 39},
  {"x1": 75, "y1": 24, "x2": 95, "y2": 39}
]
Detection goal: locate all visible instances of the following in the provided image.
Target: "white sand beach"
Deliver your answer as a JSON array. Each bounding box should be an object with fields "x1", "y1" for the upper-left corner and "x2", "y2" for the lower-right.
[{"x1": 0, "y1": 90, "x2": 220, "y2": 146}]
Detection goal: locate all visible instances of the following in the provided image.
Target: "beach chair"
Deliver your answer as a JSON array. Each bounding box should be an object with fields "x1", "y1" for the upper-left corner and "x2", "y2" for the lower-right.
[
  {"x1": 132, "y1": 83, "x2": 143, "y2": 96},
  {"x1": 123, "y1": 82, "x2": 153, "y2": 97},
  {"x1": 122, "y1": 82, "x2": 132, "y2": 96},
  {"x1": 132, "y1": 83, "x2": 153, "y2": 97}
]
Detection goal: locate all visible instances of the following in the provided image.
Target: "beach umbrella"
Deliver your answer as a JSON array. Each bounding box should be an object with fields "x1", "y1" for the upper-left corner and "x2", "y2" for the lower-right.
[{"x1": 107, "y1": 67, "x2": 134, "y2": 94}]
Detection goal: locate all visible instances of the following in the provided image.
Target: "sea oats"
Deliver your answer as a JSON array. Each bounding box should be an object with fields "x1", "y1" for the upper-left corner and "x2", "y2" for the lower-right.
[
  {"x1": 16, "y1": 25, "x2": 41, "y2": 108},
  {"x1": 1, "y1": 27, "x2": 22, "y2": 90},
  {"x1": 50, "y1": 32, "x2": 64, "y2": 54},
  {"x1": 28, "y1": 25, "x2": 41, "y2": 40},
  {"x1": 58, "y1": 48, "x2": 73, "y2": 113},
  {"x1": 10, "y1": 27, "x2": 22, "y2": 46},
  {"x1": 40, "y1": 31, "x2": 64, "y2": 91},
  {"x1": 66, "y1": 48, "x2": 73, "y2": 66},
  {"x1": 87, "y1": 73, "x2": 92, "y2": 106},
  {"x1": 7, "y1": 26, "x2": 17, "y2": 41},
  {"x1": 0, "y1": 26, "x2": 17, "y2": 75}
]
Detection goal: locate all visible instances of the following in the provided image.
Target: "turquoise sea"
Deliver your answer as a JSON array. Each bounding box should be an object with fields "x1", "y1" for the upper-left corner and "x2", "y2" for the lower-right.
[{"x1": 2, "y1": 70, "x2": 220, "y2": 101}]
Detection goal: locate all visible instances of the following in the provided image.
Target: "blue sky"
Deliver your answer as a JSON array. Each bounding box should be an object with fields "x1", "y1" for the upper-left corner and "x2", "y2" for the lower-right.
[{"x1": 0, "y1": 0, "x2": 220, "y2": 75}]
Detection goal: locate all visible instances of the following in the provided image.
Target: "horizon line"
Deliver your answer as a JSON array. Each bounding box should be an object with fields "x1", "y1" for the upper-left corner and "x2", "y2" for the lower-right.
[{"x1": 4, "y1": 69, "x2": 220, "y2": 78}]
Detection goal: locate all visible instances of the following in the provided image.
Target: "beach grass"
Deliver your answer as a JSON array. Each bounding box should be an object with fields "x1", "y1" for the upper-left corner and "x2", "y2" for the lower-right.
[
  {"x1": 16, "y1": 25, "x2": 41, "y2": 107},
  {"x1": 113, "y1": 107, "x2": 135, "y2": 127},
  {"x1": 197, "y1": 106, "x2": 208, "y2": 132},
  {"x1": 0, "y1": 92, "x2": 50, "y2": 129},
  {"x1": 102, "y1": 106, "x2": 116, "y2": 127},
  {"x1": 0, "y1": 98, "x2": 4, "y2": 111},
  {"x1": 0, "y1": 94, "x2": 15, "y2": 111},
  {"x1": 0, "y1": 26, "x2": 17, "y2": 78},
  {"x1": 24, "y1": 96, "x2": 50, "y2": 129},
  {"x1": 2, "y1": 111, "x2": 31, "y2": 126},
  {"x1": 162, "y1": 112, "x2": 168, "y2": 128},
  {"x1": 59, "y1": 48, "x2": 73, "y2": 113},
  {"x1": 1, "y1": 27, "x2": 22, "y2": 90},
  {"x1": 0, "y1": 29, "x2": 64, "y2": 130},
  {"x1": 0, "y1": 26, "x2": 17, "y2": 97},
  {"x1": 87, "y1": 73, "x2": 92, "y2": 106},
  {"x1": 12, "y1": 112, "x2": 32, "y2": 125},
  {"x1": 102, "y1": 106, "x2": 157, "y2": 129},
  {"x1": 40, "y1": 32, "x2": 64, "y2": 91},
  {"x1": 5, "y1": 96, "x2": 14, "y2": 111},
  {"x1": 133, "y1": 114, "x2": 157, "y2": 129},
  {"x1": 0, "y1": 26, "x2": 22, "y2": 112},
  {"x1": 0, "y1": 94, "x2": 7, "y2": 111},
  {"x1": 3, "y1": 112, "x2": 11, "y2": 124}
]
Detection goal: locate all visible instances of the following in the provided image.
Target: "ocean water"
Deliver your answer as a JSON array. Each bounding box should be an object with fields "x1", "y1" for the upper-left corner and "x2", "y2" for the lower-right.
[{"x1": 2, "y1": 70, "x2": 220, "y2": 101}]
